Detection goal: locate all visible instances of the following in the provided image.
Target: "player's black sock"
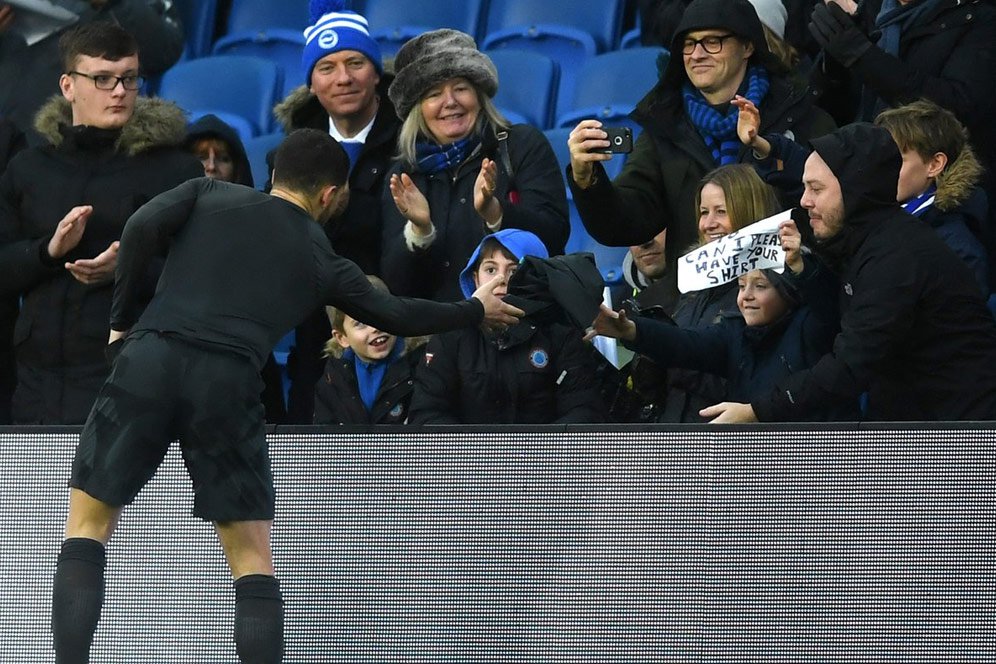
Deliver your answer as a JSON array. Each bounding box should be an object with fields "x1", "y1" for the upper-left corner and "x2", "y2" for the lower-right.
[
  {"x1": 52, "y1": 537, "x2": 106, "y2": 664},
  {"x1": 234, "y1": 574, "x2": 284, "y2": 663}
]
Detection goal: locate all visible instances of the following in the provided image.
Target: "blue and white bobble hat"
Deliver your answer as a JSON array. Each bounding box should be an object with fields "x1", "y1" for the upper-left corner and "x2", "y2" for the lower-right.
[{"x1": 302, "y1": 0, "x2": 383, "y2": 84}]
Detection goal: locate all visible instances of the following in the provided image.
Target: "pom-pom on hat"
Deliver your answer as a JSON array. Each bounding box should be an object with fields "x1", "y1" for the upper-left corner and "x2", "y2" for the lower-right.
[
  {"x1": 388, "y1": 29, "x2": 499, "y2": 121},
  {"x1": 302, "y1": 0, "x2": 383, "y2": 84}
]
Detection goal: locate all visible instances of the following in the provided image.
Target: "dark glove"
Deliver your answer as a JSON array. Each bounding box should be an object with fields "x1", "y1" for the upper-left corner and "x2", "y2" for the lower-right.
[{"x1": 809, "y1": 2, "x2": 873, "y2": 68}]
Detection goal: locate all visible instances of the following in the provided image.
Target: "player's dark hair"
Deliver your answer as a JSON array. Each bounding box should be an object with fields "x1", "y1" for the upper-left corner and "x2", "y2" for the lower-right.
[
  {"x1": 60, "y1": 22, "x2": 139, "y2": 73},
  {"x1": 272, "y1": 129, "x2": 350, "y2": 196}
]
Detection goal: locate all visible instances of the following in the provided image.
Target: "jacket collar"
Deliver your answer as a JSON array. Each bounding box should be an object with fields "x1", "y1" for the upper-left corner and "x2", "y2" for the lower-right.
[{"x1": 33, "y1": 94, "x2": 188, "y2": 156}]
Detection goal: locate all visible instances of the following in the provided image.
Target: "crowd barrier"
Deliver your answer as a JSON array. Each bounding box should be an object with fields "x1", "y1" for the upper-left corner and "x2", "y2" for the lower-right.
[{"x1": 1, "y1": 424, "x2": 993, "y2": 662}]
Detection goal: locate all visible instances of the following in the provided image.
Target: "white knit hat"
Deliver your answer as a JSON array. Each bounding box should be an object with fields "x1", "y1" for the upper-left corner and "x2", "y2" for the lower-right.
[{"x1": 747, "y1": 0, "x2": 788, "y2": 39}]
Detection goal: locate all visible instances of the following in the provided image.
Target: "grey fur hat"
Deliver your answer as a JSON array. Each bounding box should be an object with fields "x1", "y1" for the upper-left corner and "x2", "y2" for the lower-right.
[{"x1": 388, "y1": 29, "x2": 499, "y2": 120}]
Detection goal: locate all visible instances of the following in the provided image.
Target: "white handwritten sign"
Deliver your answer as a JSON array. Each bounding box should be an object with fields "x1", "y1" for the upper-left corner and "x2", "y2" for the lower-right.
[{"x1": 677, "y1": 210, "x2": 790, "y2": 294}]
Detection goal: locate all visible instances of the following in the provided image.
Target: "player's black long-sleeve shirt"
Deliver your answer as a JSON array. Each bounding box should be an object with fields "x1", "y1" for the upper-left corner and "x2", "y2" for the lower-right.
[{"x1": 112, "y1": 178, "x2": 483, "y2": 369}]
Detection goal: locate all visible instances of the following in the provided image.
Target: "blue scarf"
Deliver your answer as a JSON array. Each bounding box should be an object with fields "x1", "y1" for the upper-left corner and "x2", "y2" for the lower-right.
[
  {"x1": 875, "y1": 0, "x2": 945, "y2": 57},
  {"x1": 862, "y1": 0, "x2": 946, "y2": 119},
  {"x1": 414, "y1": 135, "x2": 480, "y2": 174},
  {"x1": 347, "y1": 340, "x2": 404, "y2": 413},
  {"x1": 683, "y1": 65, "x2": 770, "y2": 166},
  {"x1": 902, "y1": 183, "x2": 936, "y2": 217}
]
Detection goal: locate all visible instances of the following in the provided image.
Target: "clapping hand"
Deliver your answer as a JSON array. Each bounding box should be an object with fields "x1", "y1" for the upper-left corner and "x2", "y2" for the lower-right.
[
  {"x1": 473, "y1": 158, "x2": 503, "y2": 227},
  {"x1": 389, "y1": 173, "x2": 432, "y2": 234},
  {"x1": 732, "y1": 95, "x2": 771, "y2": 159},
  {"x1": 65, "y1": 240, "x2": 119, "y2": 285}
]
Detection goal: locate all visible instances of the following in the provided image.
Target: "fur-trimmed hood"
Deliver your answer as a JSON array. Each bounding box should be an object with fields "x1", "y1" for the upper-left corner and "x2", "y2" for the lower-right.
[
  {"x1": 33, "y1": 94, "x2": 189, "y2": 155},
  {"x1": 934, "y1": 144, "x2": 983, "y2": 212},
  {"x1": 273, "y1": 75, "x2": 395, "y2": 135},
  {"x1": 273, "y1": 85, "x2": 318, "y2": 135}
]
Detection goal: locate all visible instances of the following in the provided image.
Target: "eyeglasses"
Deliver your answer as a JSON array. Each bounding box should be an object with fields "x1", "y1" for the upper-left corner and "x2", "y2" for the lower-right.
[
  {"x1": 682, "y1": 34, "x2": 737, "y2": 55},
  {"x1": 68, "y1": 71, "x2": 145, "y2": 91}
]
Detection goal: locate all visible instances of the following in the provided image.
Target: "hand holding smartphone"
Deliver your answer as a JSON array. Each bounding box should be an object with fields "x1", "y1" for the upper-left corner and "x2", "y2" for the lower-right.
[{"x1": 593, "y1": 127, "x2": 633, "y2": 154}]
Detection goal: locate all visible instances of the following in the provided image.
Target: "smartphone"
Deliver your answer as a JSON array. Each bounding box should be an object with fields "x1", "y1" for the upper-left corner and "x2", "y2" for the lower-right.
[{"x1": 595, "y1": 127, "x2": 633, "y2": 154}]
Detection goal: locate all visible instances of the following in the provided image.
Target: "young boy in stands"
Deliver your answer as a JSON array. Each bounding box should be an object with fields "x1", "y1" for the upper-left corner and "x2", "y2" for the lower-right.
[
  {"x1": 314, "y1": 275, "x2": 427, "y2": 425},
  {"x1": 409, "y1": 229, "x2": 605, "y2": 424},
  {"x1": 874, "y1": 100, "x2": 989, "y2": 294},
  {"x1": 737, "y1": 96, "x2": 990, "y2": 294}
]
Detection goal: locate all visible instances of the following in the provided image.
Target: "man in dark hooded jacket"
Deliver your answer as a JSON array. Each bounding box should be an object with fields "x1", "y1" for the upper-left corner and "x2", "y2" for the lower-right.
[
  {"x1": 567, "y1": 0, "x2": 835, "y2": 308},
  {"x1": 0, "y1": 22, "x2": 202, "y2": 424},
  {"x1": 706, "y1": 123, "x2": 996, "y2": 422}
]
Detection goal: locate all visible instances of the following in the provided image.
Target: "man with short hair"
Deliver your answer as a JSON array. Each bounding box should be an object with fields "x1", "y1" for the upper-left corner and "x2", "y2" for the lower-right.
[
  {"x1": 567, "y1": 0, "x2": 835, "y2": 307},
  {"x1": 0, "y1": 21, "x2": 202, "y2": 424},
  {"x1": 0, "y1": 0, "x2": 184, "y2": 140},
  {"x1": 51, "y1": 128, "x2": 522, "y2": 664},
  {"x1": 704, "y1": 123, "x2": 996, "y2": 422},
  {"x1": 272, "y1": 1, "x2": 401, "y2": 422}
]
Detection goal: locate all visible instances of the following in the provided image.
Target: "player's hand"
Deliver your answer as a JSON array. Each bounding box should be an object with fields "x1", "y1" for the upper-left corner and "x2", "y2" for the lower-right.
[
  {"x1": 472, "y1": 274, "x2": 524, "y2": 328},
  {"x1": 584, "y1": 304, "x2": 636, "y2": 342},
  {"x1": 473, "y1": 158, "x2": 502, "y2": 227},
  {"x1": 567, "y1": 119, "x2": 612, "y2": 189},
  {"x1": 48, "y1": 205, "x2": 93, "y2": 260},
  {"x1": 699, "y1": 402, "x2": 758, "y2": 423},
  {"x1": 65, "y1": 240, "x2": 119, "y2": 285},
  {"x1": 389, "y1": 173, "x2": 432, "y2": 233},
  {"x1": 778, "y1": 219, "x2": 805, "y2": 274}
]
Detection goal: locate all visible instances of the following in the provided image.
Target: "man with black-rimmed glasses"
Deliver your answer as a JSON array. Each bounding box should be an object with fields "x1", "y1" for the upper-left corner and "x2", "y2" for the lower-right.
[
  {"x1": 0, "y1": 21, "x2": 201, "y2": 424},
  {"x1": 566, "y1": 0, "x2": 836, "y2": 326}
]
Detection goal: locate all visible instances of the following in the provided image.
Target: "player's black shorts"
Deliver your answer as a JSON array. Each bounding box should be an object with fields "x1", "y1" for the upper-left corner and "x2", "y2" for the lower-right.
[{"x1": 71, "y1": 330, "x2": 273, "y2": 522}]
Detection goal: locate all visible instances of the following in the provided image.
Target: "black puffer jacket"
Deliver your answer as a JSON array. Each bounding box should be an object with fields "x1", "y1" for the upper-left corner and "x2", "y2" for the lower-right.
[
  {"x1": 409, "y1": 322, "x2": 604, "y2": 425},
  {"x1": 314, "y1": 338, "x2": 427, "y2": 425},
  {"x1": 0, "y1": 96, "x2": 203, "y2": 424},
  {"x1": 753, "y1": 123, "x2": 996, "y2": 421}
]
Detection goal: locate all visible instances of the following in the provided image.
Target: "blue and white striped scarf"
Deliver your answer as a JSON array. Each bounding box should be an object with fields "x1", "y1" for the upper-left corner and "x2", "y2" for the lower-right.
[
  {"x1": 415, "y1": 135, "x2": 480, "y2": 174},
  {"x1": 683, "y1": 65, "x2": 770, "y2": 166}
]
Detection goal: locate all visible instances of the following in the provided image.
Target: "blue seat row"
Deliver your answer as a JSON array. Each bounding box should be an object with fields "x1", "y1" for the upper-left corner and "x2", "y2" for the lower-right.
[{"x1": 176, "y1": 0, "x2": 642, "y2": 62}]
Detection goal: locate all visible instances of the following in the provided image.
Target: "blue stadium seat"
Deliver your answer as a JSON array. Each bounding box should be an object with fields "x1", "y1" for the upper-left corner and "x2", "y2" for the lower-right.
[
  {"x1": 619, "y1": 11, "x2": 642, "y2": 49},
  {"x1": 483, "y1": 0, "x2": 625, "y2": 53},
  {"x1": 364, "y1": 0, "x2": 487, "y2": 57},
  {"x1": 225, "y1": 0, "x2": 311, "y2": 34},
  {"x1": 481, "y1": 2, "x2": 627, "y2": 120},
  {"x1": 543, "y1": 127, "x2": 627, "y2": 200},
  {"x1": 556, "y1": 48, "x2": 667, "y2": 130},
  {"x1": 212, "y1": 29, "x2": 307, "y2": 101},
  {"x1": 175, "y1": 0, "x2": 218, "y2": 60},
  {"x1": 157, "y1": 56, "x2": 282, "y2": 136},
  {"x1": 486, "y1": 49, "x2": 559, "y2": 129},
  {"x1": 243, "y1": 131, "x2": 285, "y2": 191}
]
